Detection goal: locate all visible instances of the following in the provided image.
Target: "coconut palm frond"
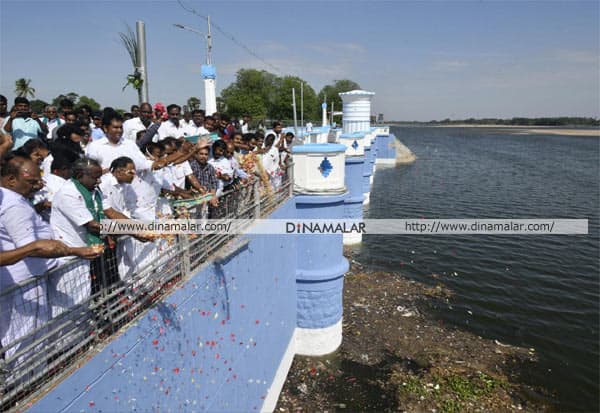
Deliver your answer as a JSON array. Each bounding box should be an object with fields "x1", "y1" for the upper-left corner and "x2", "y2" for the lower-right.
[
  {"x1": 14, "y1": 78, "x2": 36, "y2": 98},
  {"x1": 118, "y1": 23, "x2": 138, "y2": 69}
]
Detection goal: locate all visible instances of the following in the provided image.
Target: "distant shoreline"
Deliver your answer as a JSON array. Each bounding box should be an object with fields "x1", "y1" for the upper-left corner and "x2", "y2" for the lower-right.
[{"x1": 389, "y1": 124, "x2": 600, "y2": 137}]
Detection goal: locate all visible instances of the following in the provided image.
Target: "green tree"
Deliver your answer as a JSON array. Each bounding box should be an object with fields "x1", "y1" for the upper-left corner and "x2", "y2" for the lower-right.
[
  {"x1": 66, "y1": 92, "x2": 79, "y2": 103},
  {"x1": 52, "y1": 93, "x2": 78, "y2": 107},
  {"x1": 77, "y1": 96, "x2": 101, "y2": 112},
  {"x1": 14, "y1": 78, "x2": 36, "y2": 98},
  {"x1": 30, "y1": 99, "x2": 48, "y2": 114},
  {"x1": 187, "y1": 97, "x2": 201, "y2": 111},
  {"x1": 317, "y1": 79, "x2": 361, "y2": 113},
  {"x1": 220, "y1": 69, "x2": 319, "y2": 122},
  {"x1": 220, "y1": 69, "x2": 278, "y2": 119},
  {"x1": 270, "y1": 76, "x2": 319, "y2": 122}
]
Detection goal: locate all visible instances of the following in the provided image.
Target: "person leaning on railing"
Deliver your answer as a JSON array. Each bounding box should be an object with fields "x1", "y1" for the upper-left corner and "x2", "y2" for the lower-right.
[
  {"x1": 0, "y1": 239, "x2": 98, "y2": 266},
  {"x1": 0, "y1": 155, "x2": 100, "y2": 369}
]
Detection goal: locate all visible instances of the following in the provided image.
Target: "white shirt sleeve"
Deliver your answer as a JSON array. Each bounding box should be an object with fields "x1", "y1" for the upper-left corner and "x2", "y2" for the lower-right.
[
  {"x1": 55, "y1": 187, "x2": 95, "y2": 227},
  {"x1": 126, "y1": 142, "x2": 155, "y2": 172},
  {"x1": 2, "y1": 204, "x2": 45, "y2": 247},
  {"x1": 182, "y1": 160, "x2": 193, "y2": 176}
]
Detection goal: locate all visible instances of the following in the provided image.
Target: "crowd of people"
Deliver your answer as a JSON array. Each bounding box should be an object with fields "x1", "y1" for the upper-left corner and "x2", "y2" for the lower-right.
[{"x1": 0, "y1": 94, "x2": 297, "y2": 379}]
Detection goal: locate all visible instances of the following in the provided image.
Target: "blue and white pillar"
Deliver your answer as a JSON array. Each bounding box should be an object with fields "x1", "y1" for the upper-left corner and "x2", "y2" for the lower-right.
[
  {"x1": 362, "y1": 134, "x2": 373, "y2": 205},
  {"x1": 339, "y1": 133, "x2": 366, "y2": 245},
  {"x1": 292, "y1": 144, "x2": 349, "y2": 355},
  {"x1": 201, "y1": 64, "x2": 217, "y2": 116}
]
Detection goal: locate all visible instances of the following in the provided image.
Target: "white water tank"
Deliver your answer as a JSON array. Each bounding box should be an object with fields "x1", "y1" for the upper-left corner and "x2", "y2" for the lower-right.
[{"x1": 339, "y1": 90, "x2": 375, "y2": 134}]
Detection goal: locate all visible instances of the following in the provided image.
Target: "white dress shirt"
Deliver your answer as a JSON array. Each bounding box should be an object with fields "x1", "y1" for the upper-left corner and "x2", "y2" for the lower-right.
[
  {"x1": 122, "y1": 117, "x2": 156, "y2": 142},
  {"x1": 99, "y1": 174, "x2": 136, "y2": 217},
  {"x1": 50, "y1": 180, "x2": 96, "y2": 248},
  {"x1": 157, "y1": 120, "x2": 188, "y2": 141},
  {"x1": 85, "y1": 136, "x2": 154, "y2": 172},
  {"x1": 47, "y1": 181, "x2": 93, "y2": 320},
  {"x1": 41, "y1": 154, "x2": 53, "y2": 177},
  {"x1": 131, "y1": 171, "x2": 160, "y2": 220},
  {"x1": 33, "y1": 173, "x2": 67, "y2": 222},
  {"x1": 44, "y1": 117, "x2": 64, "y2": 140},
  {"x1": 209, "y1": 157, "x2": 234, "y2": 195},
  {"x1": 184, "y1": 122, "x2": 209, "y2": 137},
  {"x1": 0, "y1": 187, "x2": 58, "y2": 283},
  {"x1": 163, "y1": 160, "x2": 193, "y2": 190},
  {"x1": 0, "y1": 187, "x2": 55, "y2": 369}
]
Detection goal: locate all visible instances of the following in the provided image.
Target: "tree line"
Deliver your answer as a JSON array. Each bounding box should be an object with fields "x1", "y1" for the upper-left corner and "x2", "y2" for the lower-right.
[
  {"x1": 13, "y1": 74, "x2": 361, "y2": 122},
  {"x1": 392, "y1": 117, "x2": 600, "y2": 127}
]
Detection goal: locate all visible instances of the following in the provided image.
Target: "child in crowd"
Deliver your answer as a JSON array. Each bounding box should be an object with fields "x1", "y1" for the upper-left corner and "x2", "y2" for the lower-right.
[{"x1": 208, "y1": 139, "x2": 235, "y2": 196}]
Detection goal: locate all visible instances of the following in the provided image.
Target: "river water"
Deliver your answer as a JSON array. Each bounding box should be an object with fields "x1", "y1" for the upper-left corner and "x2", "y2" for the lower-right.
[{"x1": 356, "y1": 126, "x2": 599, "y2": 412}]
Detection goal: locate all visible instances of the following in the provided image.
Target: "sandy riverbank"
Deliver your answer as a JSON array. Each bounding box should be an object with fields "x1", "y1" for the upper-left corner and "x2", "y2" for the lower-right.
[
  {"x1": 275, "y1": 251, "x2": 554, "y2": 412},
  {"x1": 429, "y1": 124, "x2": 599, "y2": 137}
]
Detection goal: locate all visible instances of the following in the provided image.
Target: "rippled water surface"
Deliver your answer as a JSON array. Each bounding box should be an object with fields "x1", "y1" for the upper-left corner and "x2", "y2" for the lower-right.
[{"x1": 357, "y1": 127, "x2": 599, "y2": 412}]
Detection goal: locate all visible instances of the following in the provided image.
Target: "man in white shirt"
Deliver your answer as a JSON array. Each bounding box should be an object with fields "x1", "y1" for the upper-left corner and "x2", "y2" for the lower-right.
[
  {"x1": 162, "y1": 137, "x2": 204, "y2": 195},
  {"x1": 1, "y1": 156, "x2": 54, "y2": 364},
  {"x1": 86, "y1": 111, "x2": 196, "y2": 181},
  {"x1": 33, "y1": 156, "x2": 71, "y2": 222},
  {"x1": 157, "y1": 104, "x2": 188, "y2": 141},
  {"x1": 50, "y1": 158, "x2": 106, "y2": 315},
  {"x1": 41, "y1": 106, "x2": 64, "y2": 141},
  {"x1": 184, "y1": 109, "x2": 209, "y2": 136},
  {"x1": 264, "y1": 121, "x2": 284, "y2": 146},
  {"x1": 122, "y1": 102, "x2": 156, "y2": 142},
  {"x1": 99, "y1": 157, "x2": 149, "y2": 280},
  {"x1": 0, "y1": 156, "x2": 97, "y2": 374},
  {"x1": 240, "y1": 114, "x2": 251, "y2": 134}
]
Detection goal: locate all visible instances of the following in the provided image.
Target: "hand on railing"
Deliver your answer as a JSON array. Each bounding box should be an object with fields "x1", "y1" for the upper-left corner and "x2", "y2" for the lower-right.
[{"x1": 0, "y1": 240, "x2": 103, "y2": 266}]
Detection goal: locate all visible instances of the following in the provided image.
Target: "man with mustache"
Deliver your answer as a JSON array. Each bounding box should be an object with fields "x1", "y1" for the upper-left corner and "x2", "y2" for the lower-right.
[{"x1": 157, "y1": 104, "x2": 187, "y2": 141}]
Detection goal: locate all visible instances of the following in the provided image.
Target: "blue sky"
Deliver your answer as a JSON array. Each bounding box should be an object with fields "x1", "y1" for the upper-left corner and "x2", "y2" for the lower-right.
[{"x1": 1, "y1": 0, "x2": 598, "y2": 121}]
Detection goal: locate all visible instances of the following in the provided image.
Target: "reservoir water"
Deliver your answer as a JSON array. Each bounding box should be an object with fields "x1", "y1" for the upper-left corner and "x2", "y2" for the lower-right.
[{"x1": 357, "y1": 126, "x2": 599, "y2": 412}]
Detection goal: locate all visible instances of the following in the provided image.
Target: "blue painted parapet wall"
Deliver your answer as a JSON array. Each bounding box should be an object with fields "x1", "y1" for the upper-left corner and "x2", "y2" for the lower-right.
[
  {"x1": 28, "y1": 142, "x2": 374, "y2": 413},
  {"x1": 30, "y1": 200, "x2": 299, "y2": 413}
]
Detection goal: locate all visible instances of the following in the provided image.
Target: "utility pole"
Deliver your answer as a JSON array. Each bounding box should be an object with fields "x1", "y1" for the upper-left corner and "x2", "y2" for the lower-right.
[
  {"x1": 174, "y1": 17, "x2": 216, "y2": 115},
  {"x1": 136, "y1": 21, "x2": 149, "y2": 103}
]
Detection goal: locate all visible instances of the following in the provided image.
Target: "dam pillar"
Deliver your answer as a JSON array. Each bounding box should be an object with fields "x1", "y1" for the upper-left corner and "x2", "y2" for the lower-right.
[
  {"x1": 292, "y1": 143, "x2": 349, "y2": 356},
  {"x1": 375, "y1": 126, "x2": 397, "y2": 165},
  {"x1": 339, "y1": 90, "x2": 375, "y2": 205},
  {"x1": 339, "y1": 132, "x2": 366, "y2": 245}
]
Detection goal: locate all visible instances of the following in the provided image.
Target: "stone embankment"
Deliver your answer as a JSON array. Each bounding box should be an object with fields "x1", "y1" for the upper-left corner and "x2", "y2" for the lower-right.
[{"x1": 394, "y1": 139, "x2": 417, "y2": 164}]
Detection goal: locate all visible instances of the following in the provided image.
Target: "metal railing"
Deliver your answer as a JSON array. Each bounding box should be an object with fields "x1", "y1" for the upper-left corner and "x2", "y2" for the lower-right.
[{"x1": 0, "y1": 170, "x2": 292, "y2": 412}]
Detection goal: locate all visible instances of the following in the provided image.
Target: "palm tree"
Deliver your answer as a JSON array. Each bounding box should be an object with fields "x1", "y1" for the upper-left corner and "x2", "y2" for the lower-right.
[
  {"x1": 118, "y1": 23, "x2": 142, "y2": 104},
  {"x1": 14, "y1": 78, "x2": 36, "y2": 98}
]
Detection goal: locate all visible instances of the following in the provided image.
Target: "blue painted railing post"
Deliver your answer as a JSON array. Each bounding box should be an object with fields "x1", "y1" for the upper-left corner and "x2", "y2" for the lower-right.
[
  {"x1": 339, "y1": 132, "x2": 366, "y2": 245},
  {"x1": 292, "y1": 143, "x2": 349, "y2": 355},
  {"x1": 362, "y1": 134, "x2": 373, "y2": 205}
]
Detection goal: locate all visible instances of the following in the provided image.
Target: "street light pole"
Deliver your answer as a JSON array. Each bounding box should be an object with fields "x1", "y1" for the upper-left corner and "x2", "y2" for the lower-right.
[{"x1": 173, "y1": 19, "x2": 217, "y2": 115}]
